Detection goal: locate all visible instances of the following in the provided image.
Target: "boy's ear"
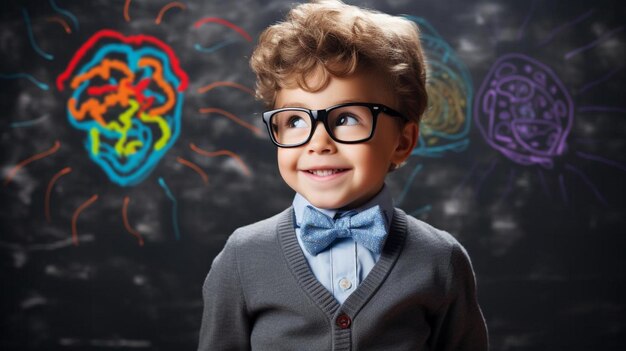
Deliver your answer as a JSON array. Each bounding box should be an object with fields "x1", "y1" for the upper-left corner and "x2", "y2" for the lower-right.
[{"x1": 392, "y1": 121, "x2": 419, "y2": 165}]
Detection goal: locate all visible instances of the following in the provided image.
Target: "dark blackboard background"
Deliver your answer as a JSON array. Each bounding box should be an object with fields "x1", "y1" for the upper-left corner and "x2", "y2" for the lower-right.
[{"x1": 1, "y1": 0, "x2": 625, "y2": 350}]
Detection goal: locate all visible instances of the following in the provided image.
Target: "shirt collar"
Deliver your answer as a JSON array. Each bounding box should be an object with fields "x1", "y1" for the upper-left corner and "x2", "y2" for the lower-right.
[{"x1": 292, "y1": 184, "x2": 394, "y2": 230}]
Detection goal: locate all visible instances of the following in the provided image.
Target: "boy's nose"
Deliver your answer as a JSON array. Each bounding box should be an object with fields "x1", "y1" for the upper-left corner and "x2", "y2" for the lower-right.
[{"x1": 307, "y1": 122, "x2": 336, "y2": 154}]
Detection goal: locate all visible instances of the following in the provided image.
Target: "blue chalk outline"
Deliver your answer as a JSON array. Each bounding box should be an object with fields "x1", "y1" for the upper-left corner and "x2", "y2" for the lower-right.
[
  {"x1": 404, "y1": 16, "x2": 473, "y2": 158},
  {"x1": 194, "y1": 38, "x2": 240, "y2": 54},
  {"x1": 22, "y1": 8, "x2": 54, "y2": 61},
  {"x1": 10, "y1": 115, "x2": 49, "y2": 128},
  {"x1": 158, "y1": 177, "x2": 181, "y2": 240},
  {"x1": 0, "y1": 73, "x2": 49, "y2": 90},
  {"x1": 397, "y1": 16, "x2": 474, "y2": 209}
]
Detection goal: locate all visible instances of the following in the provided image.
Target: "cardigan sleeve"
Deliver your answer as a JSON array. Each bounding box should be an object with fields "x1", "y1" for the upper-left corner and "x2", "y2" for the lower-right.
[
  {"x1": 431, "y1": 243, "x2": 489, "y2": 351},
  {"x1": 198, "y1": 233, "x2": 251, "y2": 351}
]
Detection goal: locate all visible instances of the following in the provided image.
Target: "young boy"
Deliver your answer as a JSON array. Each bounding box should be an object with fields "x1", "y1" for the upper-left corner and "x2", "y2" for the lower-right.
[{"x1": 198, "y1": 1, "x2": 488, "y2": 350}]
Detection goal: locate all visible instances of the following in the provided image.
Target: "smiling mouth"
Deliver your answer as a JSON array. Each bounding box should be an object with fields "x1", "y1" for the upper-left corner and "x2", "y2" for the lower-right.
[{"x1": 305, "y1": 169, "x2": 348, "y2": 177}]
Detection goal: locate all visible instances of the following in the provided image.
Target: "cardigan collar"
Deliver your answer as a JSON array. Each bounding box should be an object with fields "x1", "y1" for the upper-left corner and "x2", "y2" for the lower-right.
[{"x1": 277, "y1": 206, "x2": 408, "y2": 323}]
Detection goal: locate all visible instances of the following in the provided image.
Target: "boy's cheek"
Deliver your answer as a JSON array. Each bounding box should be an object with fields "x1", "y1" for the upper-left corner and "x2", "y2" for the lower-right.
[
  {"x1": 276, "y1": 149, "x2": 295, "y2": 169},
  {"x1": 276, "y1": 151, "x2": 298, "y2": 185}
]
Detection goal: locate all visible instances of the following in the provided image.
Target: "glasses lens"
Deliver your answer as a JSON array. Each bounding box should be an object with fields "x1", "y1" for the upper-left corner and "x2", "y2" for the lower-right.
[
  {"x1": 327, "y1": 105, "x2": 374, "y2": 142},
  {"x1": 270, "y1": 110, "x2": 311, "y2": 145}
]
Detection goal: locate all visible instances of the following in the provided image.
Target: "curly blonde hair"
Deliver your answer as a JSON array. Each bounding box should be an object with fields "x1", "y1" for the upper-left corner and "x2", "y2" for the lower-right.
[{"x1": 250, "y1": 0, "x2": 428, "y2": 123}]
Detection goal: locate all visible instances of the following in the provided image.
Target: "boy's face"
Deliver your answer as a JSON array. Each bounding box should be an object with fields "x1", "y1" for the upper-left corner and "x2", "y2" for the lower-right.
[{"x1": 274, "y1": 70, "x2": 418, "y2": 210}]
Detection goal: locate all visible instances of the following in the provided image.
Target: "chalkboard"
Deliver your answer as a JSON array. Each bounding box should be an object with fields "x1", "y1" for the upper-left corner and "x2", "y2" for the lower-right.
[{"x1": 1, "y1": 0, "x2": 625, "y2": 350}]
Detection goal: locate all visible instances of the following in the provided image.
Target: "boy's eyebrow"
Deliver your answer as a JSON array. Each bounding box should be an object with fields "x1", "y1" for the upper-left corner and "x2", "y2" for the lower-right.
[
  {"x1": 278, "y1": 102, "x2": 309, "y2": 109},
  {"x1": 277, "y1": 99, "x2": 362, "y2": 109}
]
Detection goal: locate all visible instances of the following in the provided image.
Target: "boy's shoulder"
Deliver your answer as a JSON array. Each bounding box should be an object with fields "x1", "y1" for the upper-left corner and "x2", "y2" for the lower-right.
[
  {"x1": 226, "y1": 207, "x2": 292, "y2": 249},
  {"x1": 402, "y1": 210, "x2": 466, "y2": 256},
  {"x1": 401, "y1": 211, "x2": 483, "y2": 290}
]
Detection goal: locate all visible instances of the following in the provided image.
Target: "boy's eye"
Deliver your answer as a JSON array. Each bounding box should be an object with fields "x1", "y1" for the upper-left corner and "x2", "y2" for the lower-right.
[
  {"x1": 335, "y1": 114, "x2": 360, "y2": 126},
  {"x1": 287, "y1": 115, "x2": 308, "y2": 128}
]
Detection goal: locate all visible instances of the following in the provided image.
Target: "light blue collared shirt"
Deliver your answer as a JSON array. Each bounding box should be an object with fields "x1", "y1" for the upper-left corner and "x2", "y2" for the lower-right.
[{"x1": 292, "y1": 185, "x2": 394, "y2": 304}]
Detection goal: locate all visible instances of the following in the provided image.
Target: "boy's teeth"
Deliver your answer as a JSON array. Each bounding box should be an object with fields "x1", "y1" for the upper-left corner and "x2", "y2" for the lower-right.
[{"x1": 309, "y1": 169, "x2": 342, "y2": 176}]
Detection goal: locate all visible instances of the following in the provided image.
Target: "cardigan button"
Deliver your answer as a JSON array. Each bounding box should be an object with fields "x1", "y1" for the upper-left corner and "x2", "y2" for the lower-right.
[{"x1": 336, "y1": 313, "x2": 351, "y2": 329}]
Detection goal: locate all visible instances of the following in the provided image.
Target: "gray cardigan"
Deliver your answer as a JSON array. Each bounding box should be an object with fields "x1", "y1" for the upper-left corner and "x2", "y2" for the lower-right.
[{"x1": 198, "y1": 207, "x2": 488, "y2": 350}]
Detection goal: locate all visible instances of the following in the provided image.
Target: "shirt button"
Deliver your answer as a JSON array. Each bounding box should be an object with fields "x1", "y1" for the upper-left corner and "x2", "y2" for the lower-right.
[
  {"x1": 336, "y1": 313, "x2": 351, "y2": 329},
  {"x1": 338, "y1": 278, "x2": 352, "y2": 290}
]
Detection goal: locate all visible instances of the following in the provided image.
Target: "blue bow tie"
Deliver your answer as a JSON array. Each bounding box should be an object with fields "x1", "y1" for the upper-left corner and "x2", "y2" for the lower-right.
[{"x1": 299, "y1": 205, "x2": 388, "y2": 256}]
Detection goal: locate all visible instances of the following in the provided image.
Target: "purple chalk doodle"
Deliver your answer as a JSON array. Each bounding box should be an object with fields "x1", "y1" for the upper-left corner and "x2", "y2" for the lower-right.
[{"x1": 474, "y1": 53, "x2": 574, "y2": 168}]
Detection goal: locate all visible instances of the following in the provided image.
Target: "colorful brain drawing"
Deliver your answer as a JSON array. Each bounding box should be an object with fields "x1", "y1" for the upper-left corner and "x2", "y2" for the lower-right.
[
  {"x1": 474, "y1": 53, "x2": 573, "y2": 168},
  {"x1": 57, "y1": 30, "x2": 188, "y2": 186},
  {"x1": 406, "y1": 16, "x2": 473, "y2": 157}
]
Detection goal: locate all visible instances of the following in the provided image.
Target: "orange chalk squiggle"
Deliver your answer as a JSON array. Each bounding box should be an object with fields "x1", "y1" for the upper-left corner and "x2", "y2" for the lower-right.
[
  {"x1": 190, "y1": 143, "x2": 251, "y2": 177},
  {"x1": 198, "y1": 107, "x2": 261, "y2": 136},
  {"x1": 155, "y1": 2, "x2": 187, "y2": 25},
  {"x1": 123, "y1": 196, "x2": 145, "y2": 246},
  {"x1": 72, "y1": 194, "x2": 99, "y2": 246},
  {"x1": 177, "y1": 157, "x2": 209, "y2": 184},
  {"x1": 197, "y1": 81, "x2": 255, "y2": 96},
  {"x1": 46, "y1": 16, "x2": 72, "y2": 33},
  {"x1": 124, "y1": 0, "x2": 132, "y2": 22},
  {"x1": 4, "y1": 140, "x2": 61, "y2": 186},
  {"x1": 45, "y1": 167, "x2": 72, "y2": 223}
]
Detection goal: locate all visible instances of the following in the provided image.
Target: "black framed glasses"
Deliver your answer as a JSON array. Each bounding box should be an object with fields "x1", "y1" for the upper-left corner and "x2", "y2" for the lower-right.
[{"x1": 262, "y1": 102, "x2": 407, "y2": 148}]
